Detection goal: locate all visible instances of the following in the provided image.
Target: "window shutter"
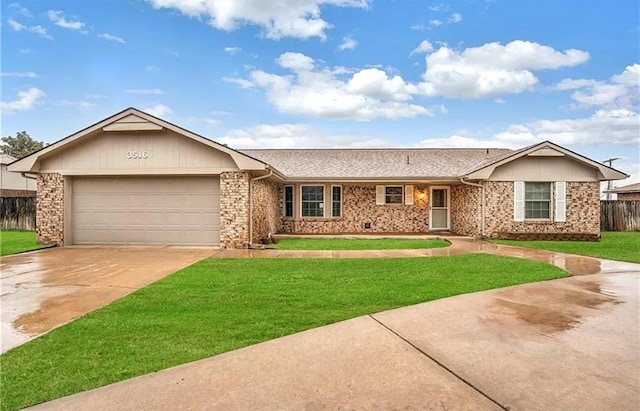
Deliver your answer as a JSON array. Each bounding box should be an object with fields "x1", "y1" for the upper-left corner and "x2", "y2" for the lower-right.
[
  {"x1": 376, "y1": 185, "x2": 385, "y2": 205},
  {"x1": 404, "y1": 185, "x2": 414, "y2": 205},
  {"x1": 514, "y1": 181, "x2": 524, "y2": 222},
  {"x1": 555, "y1": 181, "x2": 566, "y2": 222}
]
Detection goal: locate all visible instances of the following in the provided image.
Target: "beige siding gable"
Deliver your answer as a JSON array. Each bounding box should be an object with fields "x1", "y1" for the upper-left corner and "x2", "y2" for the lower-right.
[
  {"x1": 39, "y1": 129, "x2": 239, "y2": 175},
  {"x1": 488, "y1": 156, "x2": 598, "y2": 182},
  {"x1": 103, "y1": 114, "x2": 163, "y2": 131}
]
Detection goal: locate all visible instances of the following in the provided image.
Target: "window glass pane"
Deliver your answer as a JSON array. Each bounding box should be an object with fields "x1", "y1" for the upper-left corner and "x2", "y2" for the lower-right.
[
  {"x1": 524, "y1": 181, "x2": 551, "y2": 219},
  {"x1": 332, "y1": 186, "x2": 342, "y2": 217},
  {"x1": 301, "y1": 186, "x2": 324, "y2": 217},
  {"x1": 284, "y1": 186, "x2": 293, "y2": 217},
  {"x1": 385, "y1": 186, "x2": 403, "y2": 204},
  {"x1": 432, "y1": 189, "x2": 446, "y2": 207}
]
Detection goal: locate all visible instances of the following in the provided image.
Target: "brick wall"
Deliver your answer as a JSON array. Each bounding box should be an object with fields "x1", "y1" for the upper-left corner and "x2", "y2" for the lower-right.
[
  {"x1": 484, "y1": 181, "x2": 600, "y2": 238},
  {"x1": 251, "y1": 178, "x2": 281, "y2": 244},
  {"x1": 450, "y1": 184, "x2": 482, "y2": 237},
  {"x1": 36, "y1": 173, "x2": 64, "y2": 245},
  {"x1": 280, "y1": 184, "x2": 430, "y2": 234},
  {"x1": 220, "y1": 171, "x2": 250, "y2": 248}
]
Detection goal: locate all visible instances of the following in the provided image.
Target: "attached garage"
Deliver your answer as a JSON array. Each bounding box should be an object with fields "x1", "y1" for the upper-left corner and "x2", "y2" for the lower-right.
[
  {"x1": 7, "y1": 107, "x2": 272, "y2": 248},
  {"x1": 72, "y1": 176, "x2": 220, "y2": 246}
]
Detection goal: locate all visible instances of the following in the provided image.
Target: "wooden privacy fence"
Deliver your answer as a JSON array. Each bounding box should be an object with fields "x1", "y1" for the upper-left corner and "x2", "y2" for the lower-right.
[
  {"x1": 0, "y1": 197, "x2": 36, "y2": 231},
  {"x1": 601, "y1": 200, "x2": 640, "y2": 231}
]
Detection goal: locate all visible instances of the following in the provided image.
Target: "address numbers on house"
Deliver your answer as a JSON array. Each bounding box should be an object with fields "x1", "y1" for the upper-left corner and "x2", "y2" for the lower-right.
[{"x1": 126, "y1": 151, "x2": 149, "y2": 159}]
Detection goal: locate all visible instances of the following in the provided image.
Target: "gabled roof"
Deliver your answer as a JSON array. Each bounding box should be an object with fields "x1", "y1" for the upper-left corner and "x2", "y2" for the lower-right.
[
  {"x1": 606, "y1": 182, "x2": 640, "y2": 193},
  {"x1": 1, "y1": 154, "x2": 17, "y2": 165},
  {"x1": 463, "y1": 141, "x2": 628, "y2": 181},
  {"x1": 241, "y1": 148, "x2": 511, "y2": 179},
  {"x1": 8, "y1": 107, "x2": 271, "y2": 174}
]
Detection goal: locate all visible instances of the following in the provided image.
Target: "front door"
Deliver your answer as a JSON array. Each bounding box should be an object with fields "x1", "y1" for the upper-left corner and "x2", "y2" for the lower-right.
[{"x1": 429, "y1": 186, "x2": 450, "y2": 231}]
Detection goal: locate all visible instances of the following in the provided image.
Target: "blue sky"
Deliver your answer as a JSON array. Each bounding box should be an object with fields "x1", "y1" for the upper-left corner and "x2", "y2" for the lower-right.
[{"x1": 2, "y1": 0, "x2": 638, "y2": 186}]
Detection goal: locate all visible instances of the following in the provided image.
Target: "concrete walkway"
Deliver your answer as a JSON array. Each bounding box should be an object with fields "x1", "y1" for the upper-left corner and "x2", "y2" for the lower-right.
[{"x1": 27, "y1": 239, "x2": 640, "y2": 411}]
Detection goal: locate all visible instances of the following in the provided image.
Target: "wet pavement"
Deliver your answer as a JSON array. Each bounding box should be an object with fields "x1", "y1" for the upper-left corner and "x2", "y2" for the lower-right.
[
  {"x1": 0, "y1": 246, "x2": 214, "y2": 353},
  {"x1": 4, "y1": 237, "x2": 640, "y2": 409},
  {"x1": 30, "y1": 268, "x2": 639, "y2": 411}
]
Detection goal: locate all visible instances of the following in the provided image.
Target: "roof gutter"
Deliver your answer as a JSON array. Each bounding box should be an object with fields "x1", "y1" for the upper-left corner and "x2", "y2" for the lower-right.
[
  {"x1": 460, "y1": 177, "x2": 486, "y2": 238},
  {"x1": 248, "y1": 168, "x2": 274, "y2": 248}
]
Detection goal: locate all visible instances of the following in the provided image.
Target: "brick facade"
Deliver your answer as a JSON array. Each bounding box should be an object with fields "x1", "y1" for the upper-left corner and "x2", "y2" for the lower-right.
[
  {"x1": 450, "y1": 184, "x2": 482, "y2": 237},
  {"x1": 36, "y1": 173, "x2": 64, "y2": 246},
  {"x1": 484, "y1": 181, "x2": 600, "y2": 239},
  {"x1": 251, "y1": 178, "x2": 281, "y2": 244},
  {"x1": 280, "y1": 184, "x2": 430, "y2": 234},
  {"x1": 220, "y1": 171, "x2": 250, "y2": 248}
]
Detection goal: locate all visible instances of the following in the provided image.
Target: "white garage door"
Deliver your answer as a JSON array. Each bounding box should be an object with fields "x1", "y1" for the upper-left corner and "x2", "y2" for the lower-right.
[{"x1": 72, "y1": 176, "x2": 220, "y2": 246}]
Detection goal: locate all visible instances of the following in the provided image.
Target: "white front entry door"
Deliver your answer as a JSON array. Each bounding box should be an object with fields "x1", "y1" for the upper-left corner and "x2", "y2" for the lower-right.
[{"x1": 429, "y1": 186, "x2": 450, "y2": 231}]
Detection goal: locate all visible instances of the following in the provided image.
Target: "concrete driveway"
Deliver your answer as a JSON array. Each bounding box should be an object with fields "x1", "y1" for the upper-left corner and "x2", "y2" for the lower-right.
[
  {"x1": 1, "y1": 246, "x2": 214, "y2": 353},
  {"x1": 28, "y1": 253, "x2": 640, "y2": 411}
]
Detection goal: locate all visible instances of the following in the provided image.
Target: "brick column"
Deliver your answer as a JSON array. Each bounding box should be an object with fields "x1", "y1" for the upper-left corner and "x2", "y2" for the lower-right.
[
  {"x1": 36, "y1": 173, "x2": 64, "y2": 246},
  {"x1": 220, "y1": 171, "x2": 250, "y2": 248}
]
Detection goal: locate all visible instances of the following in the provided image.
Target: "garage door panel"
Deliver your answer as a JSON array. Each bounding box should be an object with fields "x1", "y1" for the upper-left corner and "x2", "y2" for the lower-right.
[{"x1": 73, "y1": 177, "x2": 220, "y2": 246}]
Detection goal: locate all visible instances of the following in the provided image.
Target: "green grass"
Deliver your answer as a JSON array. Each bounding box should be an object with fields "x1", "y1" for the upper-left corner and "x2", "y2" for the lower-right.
[
  {"x1": 492, "y1": 231, "x2": 640, "y2": 264},
  {"x1": 0, "y1": 254, "x2": 567, "y2": 410},
  {"x1": 274, "y1": 237, "x2": 450, "y2": 250},
  {"x1": 0, "y1": 231, "x2": 50, "y2": 256}
]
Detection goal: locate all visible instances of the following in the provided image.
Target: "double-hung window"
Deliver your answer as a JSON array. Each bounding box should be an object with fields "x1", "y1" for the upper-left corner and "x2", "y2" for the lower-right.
[
  {"x1": 283, "y1": 185, "x2": 294, "y2": 218},
  {"x1": 385, "y1": 186, "x2": 403, "y2": 204},
  {"x1": 301, "y1": 185, "x2": 324, "y2": 217},
  {"x1": 524, "y1": 182, "x2": 552, "y2": 219}
]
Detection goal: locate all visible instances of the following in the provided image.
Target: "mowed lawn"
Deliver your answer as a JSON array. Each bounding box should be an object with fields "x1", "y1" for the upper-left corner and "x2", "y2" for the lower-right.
[
  {"x1": 492, "y1": 231, "x2": 640, "y2": 264},
  {"x1": 0, "y1": 231, "x2": 50, "y2": 256},
  {"x1": 274, "y1": 237, "x2": 449, "y2": 250},
  {"x1": 1, "y1": 254, "x2": 567, "y2": 410}
]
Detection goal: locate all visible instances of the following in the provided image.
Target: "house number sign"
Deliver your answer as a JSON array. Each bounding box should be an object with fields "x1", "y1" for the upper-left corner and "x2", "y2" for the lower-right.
[{"x1": 127, "y1": 151, "x2": 149, "y2": 159}]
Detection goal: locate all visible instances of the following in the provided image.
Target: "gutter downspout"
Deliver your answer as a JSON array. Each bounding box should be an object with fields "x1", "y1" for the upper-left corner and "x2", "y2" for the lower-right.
[
  {"x1": 248, "y1": 168, "x2": 274, "y2": 248},
  {"x1": 460, "y1": 177, "x2": 485, "y2": 238}
]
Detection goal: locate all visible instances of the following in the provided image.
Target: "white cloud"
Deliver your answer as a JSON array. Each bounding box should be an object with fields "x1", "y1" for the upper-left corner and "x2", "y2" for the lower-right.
[
  {"x1": 338, "y1": 36, "x2": 358, "y2": 51},
  {"x1": 58, "y1": 99, "x2": 95, "y2": 108},
  {"x1": 556, "y1": 64, "x2": 639, "y2": 109},
  {"x1": 98, "y1": 33, "x2": 126, "y2": 44},
  {"x1": 243, "y1": 52, "x2": 433, "y2": 121},
  {"x1": 145, "y1": 0, "x2": 369, "y2": 40},
  {"x1": 494, "y1": 97, "x2": 506, "y2": 104},
  {"x1": 429, "y1": 19, "x2": 442, "y2": 26},
  {"x1": 7, "y1": 18, "x2": 26, "y2": 31},
  {"x1": 145, "y1": 65, "x2": 159, "y2": 71},
  {"x1": 428, "y1": 4, "x2": 448, "y2": 11},
  {"x1": 224, "y1": 46, "x2": 242, "y2": 55},
  {"x1": 222, "y1": 77, "x2": 255, "y2": 89},
  {"x1": 447, "y1": 13, "x2": 462, "y2": 23},
  {"x1": 9, "y1": 3, "x2": 32, "y2": 17},
  {"x1": 218, "y1": 123, "x2": 390, "y2": 149},
  {"x1": 410, "y1": 40, "x2": 433, "y2": 56},
  {"x1": 125, "y1": 88, "x2": 165, "y2": 95},
  {"x1": 19, "y1": 48, "x2": 31, "y2": 54},
  {"x1": 1, "y1": 87, "x2": 45, "y2": 112},
  {"x1": 7, "y1": 19, "x2": 53, "y2": 39},
  {"x1": 1, "y1": 71, "x2": 38, "y2": 78},
  {"x1": 47, "y1": 10, "x2": 85, "y2": 30},
  {"x1": 210, "y1": 110, "x2": 233, "y2": 116},
  {"x1": 419, "y1": 40, "x2": 590, "y2": 98},
  {"x1": 143, "y1": 104, "x2": 173, "y2": 118}
]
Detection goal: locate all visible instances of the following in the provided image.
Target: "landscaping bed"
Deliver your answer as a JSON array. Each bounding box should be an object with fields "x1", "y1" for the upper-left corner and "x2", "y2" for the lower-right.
[{"x1": 272, "y1": 237, "x2": 449, "y2": 250}]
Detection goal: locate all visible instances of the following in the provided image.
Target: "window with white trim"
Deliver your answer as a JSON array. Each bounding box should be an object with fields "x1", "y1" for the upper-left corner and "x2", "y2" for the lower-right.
[
  {"x1": 283, "y1": 185, "x2": 294, "y2": 218},
  {"x1": 331, "y1": 185, "x2": 342, "y2": 218},
  {"x1": 525, "y1": 182, "x2": 552, "y2": 219},
  {"x1": 385, "y1": 186, "x2": 403, "y2": 204},
  {"x1": 301, "y1": 185, "x2": 324, "y2": 217}
]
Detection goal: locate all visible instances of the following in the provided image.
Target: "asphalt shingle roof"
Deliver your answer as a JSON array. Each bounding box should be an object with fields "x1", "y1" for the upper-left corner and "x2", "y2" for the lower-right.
[
  {"x1": 241, "y1": 148, "x2": 512, "y2": 179},
  {"x1": 606, "y1": 182, "x2": 640, "y2": 193}
]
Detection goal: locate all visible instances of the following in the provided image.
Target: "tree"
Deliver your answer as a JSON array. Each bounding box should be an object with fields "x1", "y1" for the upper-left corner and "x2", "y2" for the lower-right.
[{"x1": 1, "y1": 131, "x2": 45, "y2": 158}]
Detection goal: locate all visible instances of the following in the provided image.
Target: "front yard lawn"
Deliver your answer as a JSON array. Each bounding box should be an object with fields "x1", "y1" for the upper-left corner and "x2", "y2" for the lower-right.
[
  {"x1": 274, "y1": 237, "x2": 449, "y2": 250},
  {"x1": 0, "y1": 231, "x2": 50, "y2": 256},
  {"x1": 1, "y1": 254, "x2": 567, "y2": 410},
  {"x1": 492, "y1": 231, "x2": 640, "y2": 264}
]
